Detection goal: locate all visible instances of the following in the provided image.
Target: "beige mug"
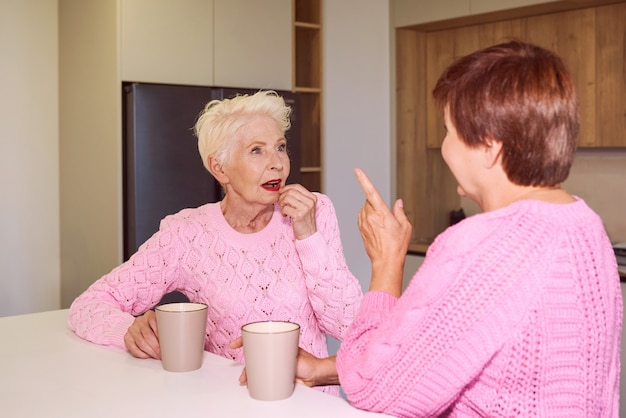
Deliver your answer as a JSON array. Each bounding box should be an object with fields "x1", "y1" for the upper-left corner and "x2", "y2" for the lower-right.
[
  {"x1": 241, "y1": 321, "x2": 300, "y2": 401},
  {"x1": 155, "y1": 302, "x2": 208, "y2": 372}
]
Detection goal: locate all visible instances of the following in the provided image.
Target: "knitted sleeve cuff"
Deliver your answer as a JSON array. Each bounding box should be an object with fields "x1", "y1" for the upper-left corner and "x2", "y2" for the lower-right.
[
  {"x1": 361, "y1": 290, "x2": 399, "y2": 314},
  {"x1": 294, "y1": 231, "x2": 327, "y2": 272},
  {"x1": 69, "y1": 309, "x2": 136, "y2": 352},
  {"x1": 100, "y1": 313, "x2": 136, "y2": 350}
]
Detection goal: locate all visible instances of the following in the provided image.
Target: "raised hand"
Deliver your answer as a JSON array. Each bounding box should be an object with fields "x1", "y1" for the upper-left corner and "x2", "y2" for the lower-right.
[
  {"x1": 355, "y1": 168, "x2": 412, "y2": 296},
  {"x1": 278, "y1": 184, "x2": 318, "y2": 240}
]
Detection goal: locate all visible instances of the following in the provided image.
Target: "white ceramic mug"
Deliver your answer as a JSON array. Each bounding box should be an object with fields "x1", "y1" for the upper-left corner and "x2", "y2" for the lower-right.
[
  {"x1": 155, "y1": 302, "x2": 208, "y2": 372},
  {"x1": 241, "y1": 321, "x2": 300, "y2": 401}
]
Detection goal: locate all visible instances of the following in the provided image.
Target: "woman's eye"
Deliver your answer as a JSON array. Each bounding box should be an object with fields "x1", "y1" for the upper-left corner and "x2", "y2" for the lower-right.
[
  {"x1": 251, "y1": 147, "x2": 261, "y2": 154},
  {"x1": 277, "y1": 143, "x2": 286, "y2": 152}
]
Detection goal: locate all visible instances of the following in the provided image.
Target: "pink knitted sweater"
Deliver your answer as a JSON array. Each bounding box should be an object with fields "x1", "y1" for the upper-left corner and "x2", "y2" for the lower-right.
[
  {"x1": 337, "y1": 198, "x2": 622, "y2": 417},
  {"x1": 68, "y1": 193, "x2": 362, "y2": 395}
]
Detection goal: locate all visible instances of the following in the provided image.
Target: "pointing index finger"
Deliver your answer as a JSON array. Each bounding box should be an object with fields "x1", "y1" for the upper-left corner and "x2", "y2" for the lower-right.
[{"x1": 354, "y1": 168, "x2": 386, "y2": 209}]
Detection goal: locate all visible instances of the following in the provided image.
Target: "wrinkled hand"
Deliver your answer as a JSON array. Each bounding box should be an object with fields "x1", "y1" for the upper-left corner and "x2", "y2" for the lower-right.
[
  {"x1": 124, "y1": 310, "x2": 161, "y2": 359},
  {"x1": 278, "y1": 184, "x2": 317, "y2": 240},
  {"x1": 355, "y1": 168, "x2": 412, "y2": 296},
  {"x1": 229, "y1": 338, "x2": 338, "y2": 387},
  {"x1": 229, "y1": 337, "x2": 248, "y2": 385},
  {"x1": 294, "y1": 350, "x2": 339, "y2": 387}
]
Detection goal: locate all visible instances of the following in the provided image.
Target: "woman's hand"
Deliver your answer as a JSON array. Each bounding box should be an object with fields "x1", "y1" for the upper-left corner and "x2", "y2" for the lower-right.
[
  {"x1": 295, "y1": 351, "x2": 339, "y2": 387},
  {"x1": 124, "y1": 310, "x2": 161, "y2": 359},
  {"x1": 355, "y1": 168, "x2": 412, "y2": 297},
  {"x1": 278, "y1": 184, "x2": 317, "y2": 240},
  {"x1": 229, "y1": 336, "x2": 246, "y2": 384},
  {"x1": 229, "y1": 338, "x2": 339, "y2": 387}
]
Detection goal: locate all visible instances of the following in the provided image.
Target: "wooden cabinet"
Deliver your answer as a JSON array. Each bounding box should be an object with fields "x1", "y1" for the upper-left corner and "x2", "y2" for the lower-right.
[
  {"x1": 524, "y1": 8, "x2": 596, "y2": 147},
  {"x1": 121, "y1": 0, "x2": 292, "y2": 90},
  {"x1": 293, "y1": 0, "x2": 323, "y2": 192},
  {"x1": 423, "y1": 8, "x2": 600, "y2": 149},
  {"x1": 596, "y1": 3, "x2": 626, "y2": 147},
  {"x1": 425, "y1": 26, "x2": 482, "y2": 148},
  {"x1": 397, "y1": 1, "x2": 626, "y2": 250}
]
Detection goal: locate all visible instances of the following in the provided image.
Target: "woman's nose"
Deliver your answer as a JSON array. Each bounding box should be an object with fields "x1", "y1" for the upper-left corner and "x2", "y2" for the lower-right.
[{"x1": 269, "y1": 151, "x2": 284, "y2": 170}]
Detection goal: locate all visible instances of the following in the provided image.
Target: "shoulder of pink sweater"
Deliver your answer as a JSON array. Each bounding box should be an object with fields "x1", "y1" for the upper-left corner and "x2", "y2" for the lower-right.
[
  {"x1": 426, "y1": 210, "x2": 505, "y2": 260},
  {"x1": 426, "y1": 199, "x2": 588, "y2": 260},
  {"x1": 160, "y1": 201, "x2": 219, "y2": 225}
]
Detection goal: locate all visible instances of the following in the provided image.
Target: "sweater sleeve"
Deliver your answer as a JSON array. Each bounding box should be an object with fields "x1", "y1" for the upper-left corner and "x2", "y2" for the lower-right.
[
  {"x1": 295, "y1": 194, "x2": 363, "y2": 341},
  {"x1": 67, "y1": 215, "x2": 187, "y2": 350},
  {"x1": 336, "y1": 218, "x2": 545, "y2": 417}
]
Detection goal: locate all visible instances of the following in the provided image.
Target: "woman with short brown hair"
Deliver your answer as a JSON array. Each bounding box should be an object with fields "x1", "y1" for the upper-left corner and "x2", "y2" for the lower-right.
[{"x1": 335, "y1": 40, "x2": 621, "y2": 416}]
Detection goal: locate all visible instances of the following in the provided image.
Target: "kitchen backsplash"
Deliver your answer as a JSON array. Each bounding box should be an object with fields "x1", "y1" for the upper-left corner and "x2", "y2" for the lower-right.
[
  {"x1": 565, "y1": 150, "x2": 626, "y2": 244},
  {"x1": 461, "y1": 149, "x2": 626, "y2": 244}
]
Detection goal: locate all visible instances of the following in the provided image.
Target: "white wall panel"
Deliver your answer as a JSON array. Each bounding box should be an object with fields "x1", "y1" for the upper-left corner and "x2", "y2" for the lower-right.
[
  {"x1": 393, "y1": 0, "x2": 469, "y2": 27},
  {"x1": 471, "y1": 0, "x2": 553, "y2": 15},
  {"x1": 121, "y1": 0, "x2": 214, "y2": 85},
  {"x1": 213, "y1": 0, "x2": 291, "y2": 90},
  {"x1": 0, "y1": 0, "x2": 60, "y2": 316},
  {"x1": 323, "y1": 0, "x2": 391, "y2": 354}
]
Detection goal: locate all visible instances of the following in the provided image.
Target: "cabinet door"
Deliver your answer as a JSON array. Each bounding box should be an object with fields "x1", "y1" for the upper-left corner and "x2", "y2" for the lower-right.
[
  {"x1": 425, "y1": 30, "x2": 455, "y2": 149},
  {"x1": 524, "y1": 8, "x2": 596, "y2": 147},
  {"x1": 213, "y1": 0, "x2": 292, "y2": 90},
  {"x1": 478, "y1": 18, "x2": 524, "y2": 46},
  {"x1": 121, "y1": 0, "x2": 214, "y2": 85},
  {"x1": 596, "y1": 3, "x2": 626, "y2": 147},
  {"x1": 425, "y1": 26, "x2": 480, "y2": 148}
]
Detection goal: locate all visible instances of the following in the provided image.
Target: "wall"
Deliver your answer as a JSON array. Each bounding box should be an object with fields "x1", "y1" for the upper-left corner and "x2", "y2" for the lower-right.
[
  {"x1": 0, "y1": 0, "x2": 60, "y2": 317},
  {"x1": 565, "y1": 150, "x2": 626, "y2": 244},
  {"x1": 59, "y1": 0, "x2": 121, "y2": 308},
  {"x1": 460, "y1": 149, "x2": 626, "y2": 243},
  {"x1": 323, "y1": 0, "x2": 391, "y2": 354}
]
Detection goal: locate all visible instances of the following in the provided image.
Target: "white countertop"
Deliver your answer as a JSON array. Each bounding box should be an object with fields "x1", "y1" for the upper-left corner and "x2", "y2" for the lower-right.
[{"x1": 0, "y1": 309, "x2": 388, "y2": 418}]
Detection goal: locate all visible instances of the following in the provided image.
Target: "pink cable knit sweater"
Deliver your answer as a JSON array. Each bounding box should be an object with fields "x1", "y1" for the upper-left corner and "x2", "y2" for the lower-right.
[
  {"x1": 337, "y1": 198, "x2": 622, "y2": 417},
  {"x1": 68, "y1": 193, "x2": 362, "y2": 395}
]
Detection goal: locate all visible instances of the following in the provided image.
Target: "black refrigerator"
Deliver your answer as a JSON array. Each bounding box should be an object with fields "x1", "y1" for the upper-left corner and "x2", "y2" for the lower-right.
[{"x1": 122, "y1": 82, "x2": 301, "y2": 261}]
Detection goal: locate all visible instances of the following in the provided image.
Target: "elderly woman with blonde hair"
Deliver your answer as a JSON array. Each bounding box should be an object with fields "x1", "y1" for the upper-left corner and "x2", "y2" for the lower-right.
[{"x1": 68, "y1": 90, "x2": 362, "y2": 396}]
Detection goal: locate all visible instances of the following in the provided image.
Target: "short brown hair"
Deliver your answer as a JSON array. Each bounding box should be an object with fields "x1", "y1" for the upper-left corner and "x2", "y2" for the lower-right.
[{"x1": 432, "y1": 40, "x2": 579, "y2": 187}]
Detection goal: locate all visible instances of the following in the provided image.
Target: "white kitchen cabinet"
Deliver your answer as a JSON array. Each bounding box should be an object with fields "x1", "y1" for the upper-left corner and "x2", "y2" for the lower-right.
[
  {"x1": 213, "y1": 0, "x2": 292, "y2": 90},
  {"x1": 393, "y1": 0, "x2": 469, "y2": 27},
  {"x1": 470, "y1": 0, "x2": 553, "y2": 15},
  {"x1": 121, "y1": 0, "x2": 214, "y2": 85},
  {"x1": 121, "y1": 0, "x2": 292, "y2": 89},
  {"x1": 393, "y1": 0, "x2": 559, "y2": 28}
]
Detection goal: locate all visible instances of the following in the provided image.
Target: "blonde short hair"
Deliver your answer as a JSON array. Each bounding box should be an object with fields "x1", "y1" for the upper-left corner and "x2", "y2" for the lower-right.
[{"x1": 194, "y1": 90, "x2": 292, "y2": 172}]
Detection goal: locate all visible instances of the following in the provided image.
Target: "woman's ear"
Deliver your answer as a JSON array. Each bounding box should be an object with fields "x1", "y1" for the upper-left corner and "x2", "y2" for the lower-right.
[
  {"x1": 482, "y1": 137, "x2": 503, "y2": 169},
  {"x1": 208, "y1": 156, "x2": 229, "y2": 184}
]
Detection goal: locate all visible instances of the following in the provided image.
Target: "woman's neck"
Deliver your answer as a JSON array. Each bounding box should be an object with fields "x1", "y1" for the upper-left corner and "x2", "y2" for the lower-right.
[
  {"x1": 220, "y1": 197, "x2": 275, "y2": 233},
  {"x1": 482, "y1": 184, "x2": 575, "y2": 212}
]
